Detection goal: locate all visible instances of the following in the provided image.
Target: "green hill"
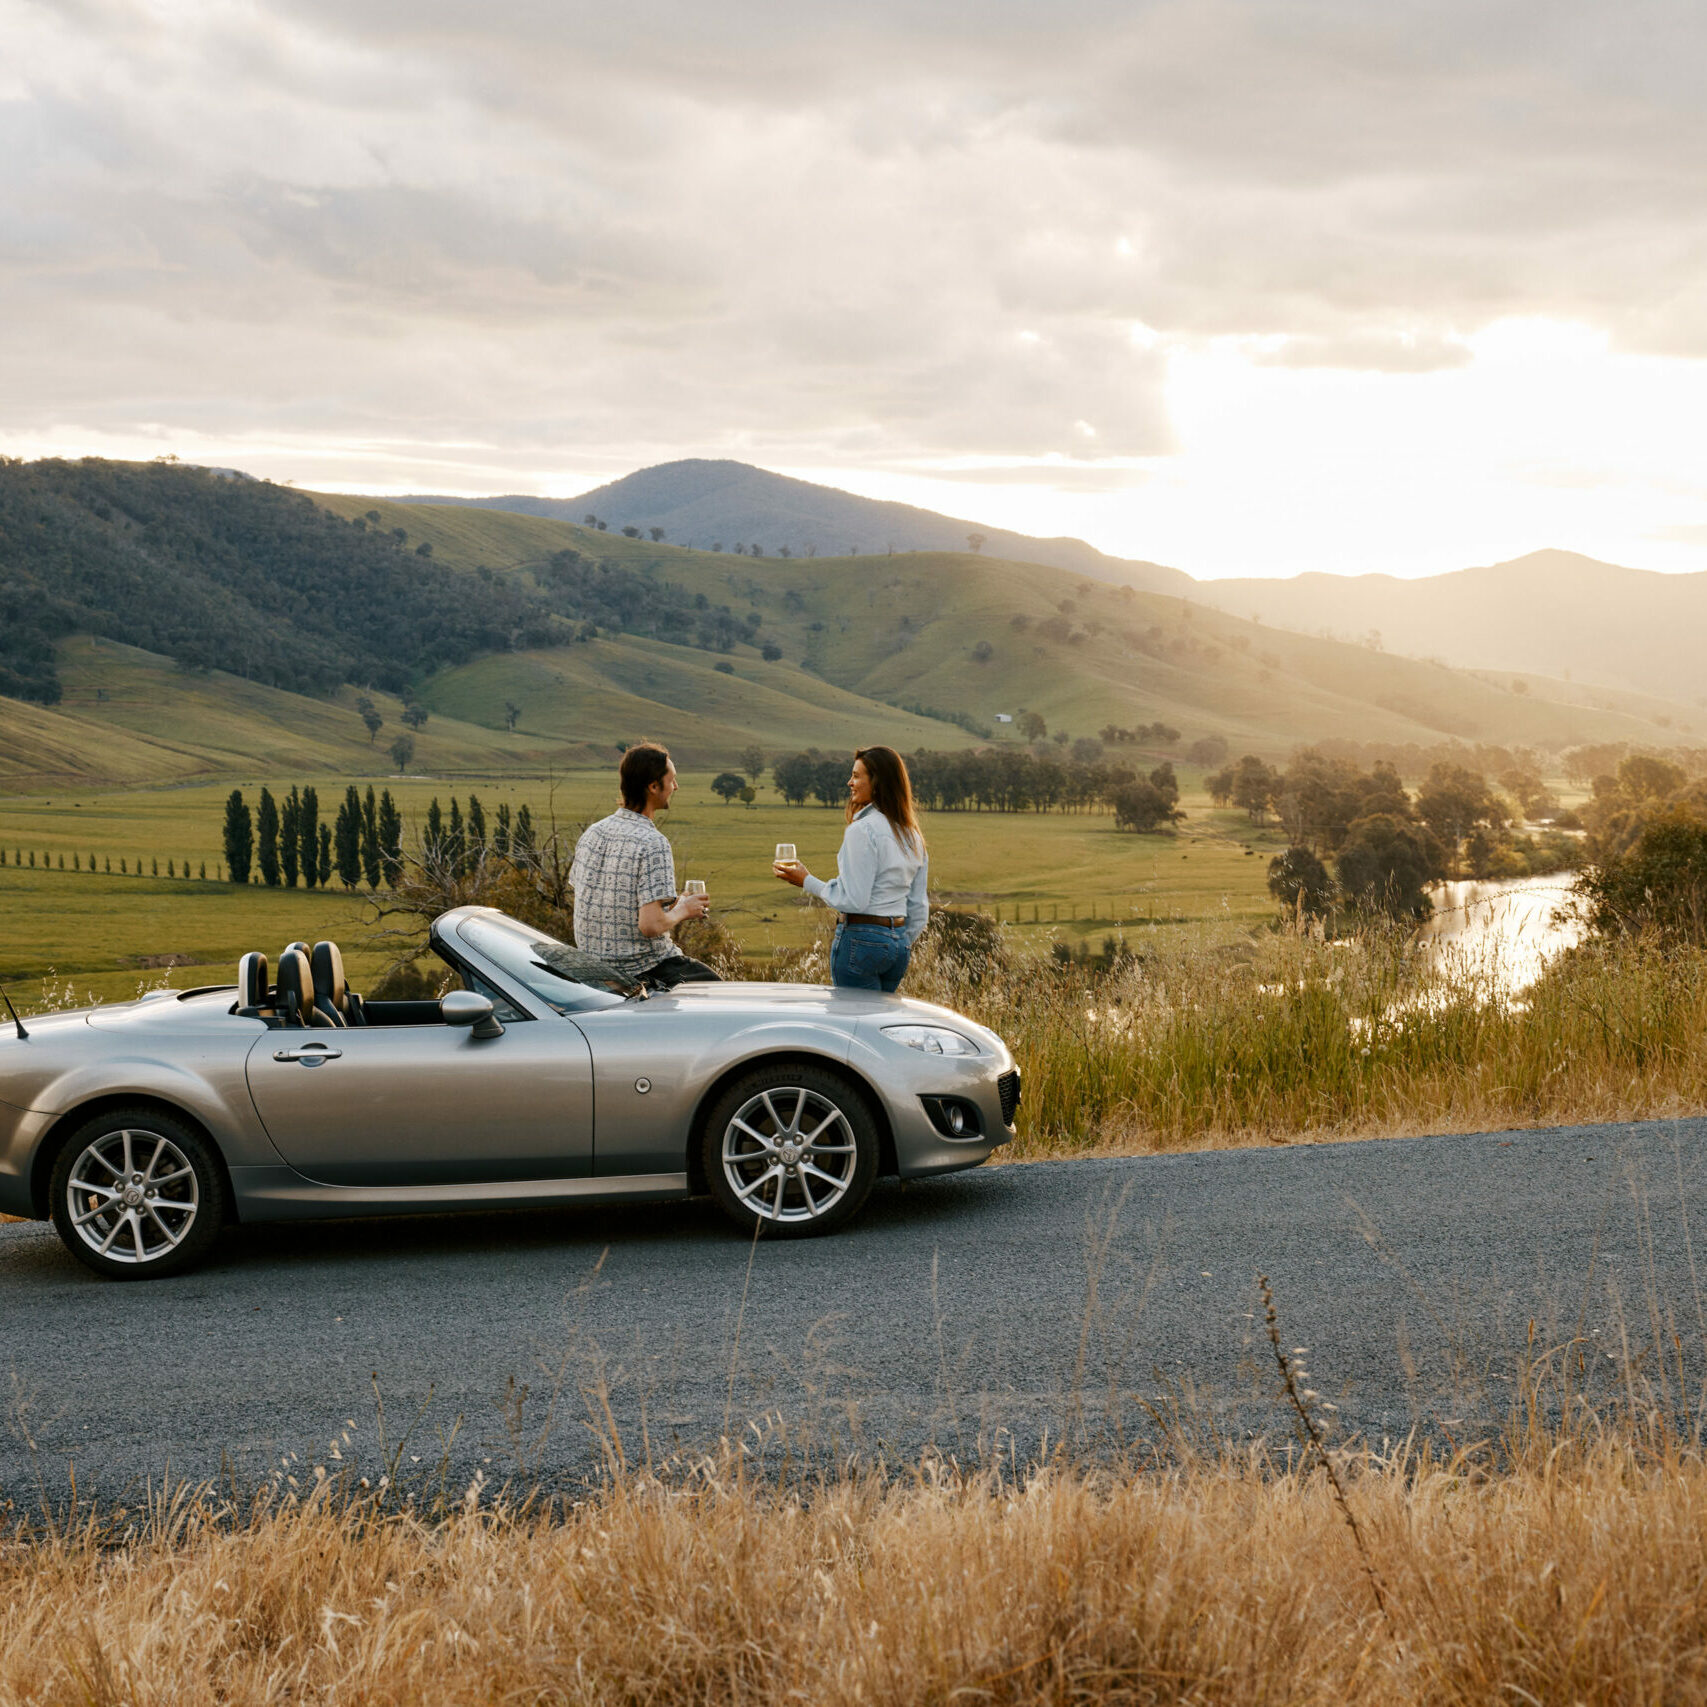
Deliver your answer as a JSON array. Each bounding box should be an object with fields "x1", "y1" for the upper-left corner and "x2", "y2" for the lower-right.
[{"x1": 0, "y1": 459, "x2": 1696, "y2": 793}]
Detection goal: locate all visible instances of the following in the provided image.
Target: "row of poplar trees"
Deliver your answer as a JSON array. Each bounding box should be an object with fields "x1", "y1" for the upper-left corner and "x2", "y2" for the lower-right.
[
  {"x1": 421, "y1": 793, "x2": 536, "y2": 873},
  {"x1": 222, "y1": 785, "x2": 402, "y2": 889}
]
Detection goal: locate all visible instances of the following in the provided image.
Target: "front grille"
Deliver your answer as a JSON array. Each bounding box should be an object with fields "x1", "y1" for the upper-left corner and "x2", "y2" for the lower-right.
[{"x1": 998, "y1": 1069, "x2": 1021, "y2": 1126}]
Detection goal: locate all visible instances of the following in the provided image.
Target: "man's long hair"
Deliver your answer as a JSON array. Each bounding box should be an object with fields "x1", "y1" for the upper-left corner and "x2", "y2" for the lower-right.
[
  {"x1": 619, "y1": 742, "x2": 671, "y2": 810},
  {"x1": 852, "y1": 746, "x2": 924, "y2": 855}
]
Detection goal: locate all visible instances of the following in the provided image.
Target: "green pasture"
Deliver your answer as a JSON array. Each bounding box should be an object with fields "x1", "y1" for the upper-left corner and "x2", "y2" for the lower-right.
[{"x1": 0, "y1": 774, "x2": 1288, "y2": 1004}]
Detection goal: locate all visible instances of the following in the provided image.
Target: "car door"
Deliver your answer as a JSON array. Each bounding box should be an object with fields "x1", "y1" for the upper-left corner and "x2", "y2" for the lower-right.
[{"x1": 244, "y1": 1016, "x2": 593, "y2": 1186}]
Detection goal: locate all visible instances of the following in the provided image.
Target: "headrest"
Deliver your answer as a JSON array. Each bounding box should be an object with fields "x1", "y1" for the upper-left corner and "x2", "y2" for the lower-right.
[
  {"x1": 283, "y1": 940, "x2": 310, "y2": 959},
  {"x1": 310, "y1": 941, "x2": 346, "y2": 1009},
  {"x1": 276, "y1": 948, "x2": 315, "y2": 1025},
  {"x1": 238, "y1": 951, "x2": 270, "y2": 1010}
]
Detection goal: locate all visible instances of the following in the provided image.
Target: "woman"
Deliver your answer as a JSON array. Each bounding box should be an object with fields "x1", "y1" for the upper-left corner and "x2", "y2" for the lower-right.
[{"x1": 774, "y1": 746, "x2": 928, "y2": 991}]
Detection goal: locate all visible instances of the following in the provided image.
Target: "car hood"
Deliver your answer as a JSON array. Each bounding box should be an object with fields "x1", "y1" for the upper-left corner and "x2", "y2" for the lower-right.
[
  {"x1": 638, "y1": 981, "x2": 1009, "y2": 1054},
  {"x1": 639, "y1": 981, "x2": 932, "y2": 1018}
]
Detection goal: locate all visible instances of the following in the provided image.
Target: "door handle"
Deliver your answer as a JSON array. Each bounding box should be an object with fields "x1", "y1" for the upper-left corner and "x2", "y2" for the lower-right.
[{"x1": 273, "y1": 1045, "x2": 343, "y2": 1064}]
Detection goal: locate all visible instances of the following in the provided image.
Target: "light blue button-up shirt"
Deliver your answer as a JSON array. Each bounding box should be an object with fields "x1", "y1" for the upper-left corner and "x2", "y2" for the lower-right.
[{"x1": 804, "y1": 805, "x2": 929, "y2": 945}]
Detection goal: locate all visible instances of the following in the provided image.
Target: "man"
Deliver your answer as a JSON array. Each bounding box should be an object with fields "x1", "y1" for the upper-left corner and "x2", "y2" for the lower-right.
[{"x1": 569, "y1": 742, "x2": 719, "y2": 988}]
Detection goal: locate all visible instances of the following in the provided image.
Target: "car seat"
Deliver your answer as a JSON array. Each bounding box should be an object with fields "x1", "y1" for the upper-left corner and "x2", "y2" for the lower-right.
[
  {"x1": 276, "y1": 946, "x2": 334, "y2": 1028},
  {"x1": 310, "y1": 941, "x2": 365, "y2": 1027},
  {"x1": 236, "y1": 951, "x2": 276, "y2": 1020}
]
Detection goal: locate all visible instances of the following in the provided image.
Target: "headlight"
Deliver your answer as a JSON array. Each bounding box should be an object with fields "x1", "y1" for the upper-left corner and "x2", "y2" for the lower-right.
[{"x1": 882, "y1": 1024, "x2": 980, "y2": 1056}]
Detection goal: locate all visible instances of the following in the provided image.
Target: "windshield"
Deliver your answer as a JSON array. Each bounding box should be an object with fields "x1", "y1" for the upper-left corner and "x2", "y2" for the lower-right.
[{"x1": 454, "y1": 914, "x2": 632, "y2": 1014}]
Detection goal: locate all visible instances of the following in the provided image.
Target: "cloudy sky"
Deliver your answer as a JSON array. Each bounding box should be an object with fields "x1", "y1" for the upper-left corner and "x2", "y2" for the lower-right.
[{"x1": 7, "y1": 0, "x2": 1707, "y2": 577}]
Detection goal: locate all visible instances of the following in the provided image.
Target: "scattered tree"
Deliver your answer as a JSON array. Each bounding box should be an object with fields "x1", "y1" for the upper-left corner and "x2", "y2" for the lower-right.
[
  {"x1": 1111, "y1": 780, "x2": 1179, "y2": 833},
  {"x1": 389, "y1": 732, "x2": 415, "y2": 772},
  {"x1": 359, "y1": 699, "x2": 384, "y2": 743},
  {"x1": 376, "y1": 788, "x2": 403, "y2": 883},
  {"x1": 1580, "y1": 807, "x2": 1707, "y2": 946},
  {"x1": 1267, "y1": 846, "x2": 1335, "y2": 923},
  {"x1": 401, "y1": 703, "x2": 429, "y2": 731},
  {"x1": 256, "y1": 787, "x2": 280, "y2": 887},
  {"x1": 1231, "y1": 755, "x2": 1279, "y2": 823},
  {"x1": 711, "y1": 771, "x2": 746, "y2": 803},
  {"x1": 279, "y1": 787, "x2": 301, "y2": 887},
  {"x1": 504, "y1": 700, "x2": 521, "y2": 732},
  {"x1": 967, "y1": 532, "x2": 987, "y2": 553},
  {"x1": 222, "y1": 789, "x2": 253, "y2": 884},
  {"x1": 298, "y1": 785, "x2": 320, "y2": 889},
  {"x1": 1336, "y1": 815, "x2": 1445, "y2": 921},
  {"x1": 333, "y1": 787, "x2": 362, "y2": 889},
  {"x1": 361, "y1": 785, "x2": 381, "y2": 887}
]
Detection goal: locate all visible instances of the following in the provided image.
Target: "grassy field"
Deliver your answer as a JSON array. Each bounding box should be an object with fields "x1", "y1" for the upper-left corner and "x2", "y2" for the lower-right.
[{"x1": 0, "y1": 774, "x2": 1286, "y2": 1003}]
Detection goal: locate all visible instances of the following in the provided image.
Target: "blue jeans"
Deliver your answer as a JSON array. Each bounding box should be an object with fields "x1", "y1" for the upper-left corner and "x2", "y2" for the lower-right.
[{"x1": 830, "y1": 921, "x2": 911, "y2": 992}]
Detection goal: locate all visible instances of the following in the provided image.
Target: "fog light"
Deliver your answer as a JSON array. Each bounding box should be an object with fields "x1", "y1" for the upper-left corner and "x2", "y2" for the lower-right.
[{"x1": 922, "y1": 1096, "x2": 982, "y2": 1139}]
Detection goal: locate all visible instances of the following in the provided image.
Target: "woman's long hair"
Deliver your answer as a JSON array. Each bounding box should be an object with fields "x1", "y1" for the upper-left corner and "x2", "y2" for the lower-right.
[{"x1": 852, "y1": 746, "x2": 924, "y2": 855}]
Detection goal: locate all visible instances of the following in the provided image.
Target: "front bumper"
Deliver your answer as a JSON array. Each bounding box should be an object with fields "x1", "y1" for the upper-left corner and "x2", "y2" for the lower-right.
[{"x1": 862, "y1": 1050, "x2": 1021, "y2": 1180}]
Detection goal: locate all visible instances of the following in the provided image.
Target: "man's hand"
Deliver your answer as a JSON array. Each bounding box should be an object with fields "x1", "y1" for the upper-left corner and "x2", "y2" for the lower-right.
[{"x1": 773, "y1": 860, "x2": 808, "y2": 889}]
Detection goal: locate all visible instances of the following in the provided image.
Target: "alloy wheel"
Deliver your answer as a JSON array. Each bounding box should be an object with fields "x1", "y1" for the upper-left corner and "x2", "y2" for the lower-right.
[
  {"x1": 720, "y1": 1085, "x2": 859, "y2": 1224},
  {"x1": 63, "y1": 1127, "x2": 200, "y2": 1267}
]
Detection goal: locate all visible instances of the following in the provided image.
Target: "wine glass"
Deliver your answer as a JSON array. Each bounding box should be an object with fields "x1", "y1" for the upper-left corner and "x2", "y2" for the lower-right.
[
  {"x1": 774, "y1": 843, "x2": 797, "y2": 864},
  {"x1": 683, "y1": 879, "x2": 706, "y2": 897}
]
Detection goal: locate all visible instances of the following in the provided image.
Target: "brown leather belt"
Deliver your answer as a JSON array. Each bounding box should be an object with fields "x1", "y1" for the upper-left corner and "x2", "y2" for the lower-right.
[{"x1": 843, "y1": 913, "x2": 904, "y2": 927}]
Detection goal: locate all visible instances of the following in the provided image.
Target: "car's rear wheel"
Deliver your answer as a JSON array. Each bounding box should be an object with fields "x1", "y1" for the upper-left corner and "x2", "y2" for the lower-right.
[
  {"x1": 702, "y1": 1064, "x2": 879, "y2": 1238},
  {"x1": 49, "y1": 1109, "x2": 226, "y2": 1280}
]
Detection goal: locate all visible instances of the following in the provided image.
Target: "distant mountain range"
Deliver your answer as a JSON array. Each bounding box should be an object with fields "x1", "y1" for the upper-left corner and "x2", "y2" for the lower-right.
[
  {"x1": 404, "y1": 461, "x2": 1707, "y2": 704},
  {"x1": 1202, "y1": 550, "x2": 1707, "y2": 707},
  {"x1": 406, "y1": 459, "x2": 1194, "y2": 596}
]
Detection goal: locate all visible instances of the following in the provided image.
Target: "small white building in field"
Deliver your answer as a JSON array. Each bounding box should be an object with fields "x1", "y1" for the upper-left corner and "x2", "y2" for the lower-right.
[{"x1": 994, "y1": 713, "x2": 1013, "y2": 724}]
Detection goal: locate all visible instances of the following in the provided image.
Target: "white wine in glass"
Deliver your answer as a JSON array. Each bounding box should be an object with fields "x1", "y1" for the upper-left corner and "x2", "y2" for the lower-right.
[
  {"x1": 683, "y1": 880, "x2": 706, "y2": 897},
  {"x1": 774, "y1": 843, "x2": 797, "y2": 864}
]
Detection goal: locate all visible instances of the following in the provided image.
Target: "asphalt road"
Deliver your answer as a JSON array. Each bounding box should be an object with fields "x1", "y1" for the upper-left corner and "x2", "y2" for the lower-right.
[{"x1": 5, "y1": 1117, "x2": 1707, "y2": 1508}]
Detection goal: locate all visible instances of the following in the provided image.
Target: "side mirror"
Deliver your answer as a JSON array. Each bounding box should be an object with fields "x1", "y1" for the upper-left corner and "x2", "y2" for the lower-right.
[{"x1": 441, "y1": 989, "x2": 504, "y2": 1039}]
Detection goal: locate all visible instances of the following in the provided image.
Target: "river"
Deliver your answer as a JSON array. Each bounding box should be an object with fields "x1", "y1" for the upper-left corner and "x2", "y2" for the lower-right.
[{"x1": 1417, "y1": 873, "x2": 1584, "y2": 991}]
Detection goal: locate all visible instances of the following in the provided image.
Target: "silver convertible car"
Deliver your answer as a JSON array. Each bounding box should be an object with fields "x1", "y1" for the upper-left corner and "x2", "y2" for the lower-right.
[{"x1": 0, "y1": 907, "x2": 1020, "y2": 1279}]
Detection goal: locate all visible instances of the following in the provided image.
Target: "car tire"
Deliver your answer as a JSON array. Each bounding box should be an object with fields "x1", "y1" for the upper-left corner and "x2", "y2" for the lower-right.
[
  {"x1": 49, "y1": 1107, "x2": 227, "y2": 1280},
  {"x1": 702, "y1": 1063, "x2": 880, "y2": 1239}
]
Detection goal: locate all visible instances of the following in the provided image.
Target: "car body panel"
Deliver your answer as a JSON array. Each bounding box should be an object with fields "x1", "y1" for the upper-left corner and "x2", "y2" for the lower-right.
[
  {"x1": 226, "y1": 1164, "x2": 690, "y2": 1220},
  {"x1": 568, "y1": 995, "x2": 857, "y2": 1176},
  {"x1": 245, "y1": 1019, "x2": 594, "y2": 1186},
  {"x1": 0, "y1": 906, "x2": 1018, "y2": 1234}
]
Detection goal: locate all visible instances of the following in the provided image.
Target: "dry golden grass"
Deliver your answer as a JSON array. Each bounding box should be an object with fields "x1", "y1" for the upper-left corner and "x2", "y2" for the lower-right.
[
  {"x1": 5, "y1": 1426, "x2": 1707, "y2": 1706},
  {"x1": 881, "y1": 922, "x2": 1707, "y2": 1159}
]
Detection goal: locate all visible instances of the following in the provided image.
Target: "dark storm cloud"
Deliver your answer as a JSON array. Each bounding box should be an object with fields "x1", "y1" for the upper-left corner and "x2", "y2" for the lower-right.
[{"x1": 6, "y1": 0, "x2": 1707, "y2": 469}]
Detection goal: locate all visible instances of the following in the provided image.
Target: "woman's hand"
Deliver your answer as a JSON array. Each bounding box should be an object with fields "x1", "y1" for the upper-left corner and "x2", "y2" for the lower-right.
[{"x1": 773, "y1": 860, "x2": 808, "y2": 889}]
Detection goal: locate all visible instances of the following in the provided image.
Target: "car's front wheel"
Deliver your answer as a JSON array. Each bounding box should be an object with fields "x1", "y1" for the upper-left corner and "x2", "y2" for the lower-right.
[
  {"x1": 702, "y1": 1065, "x2": 879, "y2": 1238},
  {"x1": 50, "y1": 1108, "x2": 227, "y2": 1280}
]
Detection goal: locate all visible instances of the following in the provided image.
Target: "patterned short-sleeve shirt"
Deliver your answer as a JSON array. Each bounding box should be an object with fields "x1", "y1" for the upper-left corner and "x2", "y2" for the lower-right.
[{"x1": 569, "y1": 807, "x2": 682, "y2": 975}]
